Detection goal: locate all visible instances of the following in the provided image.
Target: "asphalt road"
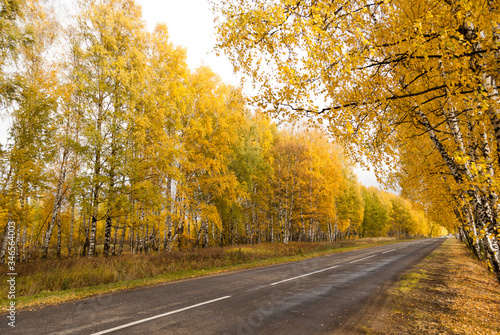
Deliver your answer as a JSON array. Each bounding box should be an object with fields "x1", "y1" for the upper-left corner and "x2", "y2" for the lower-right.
[{"x1": 2, "y1": 238, "x2": 444, "y2": 334}]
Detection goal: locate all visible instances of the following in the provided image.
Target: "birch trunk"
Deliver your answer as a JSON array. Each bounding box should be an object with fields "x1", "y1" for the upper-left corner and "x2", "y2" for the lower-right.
[
  {"x1": 479, "y1": 127, "x2": 499, "y2": 225},
  {"x1": 416, "y1": 110, "x2": 463, "y2": 183},
  {"x1": 144, "y1": 223, "x2": 149, "y2": 253},
  {"x1": 129, "y1": 227, "x2": 134, "y2": 254},
  {"x1": 459, "y1": 19, "x2": 500, "y2": 163},
  {"x1": 88, "y1": 168, "x2": 100, "y2": 258},
  {"x1": 21, "y1": 227, "x2": 26, "y2": 262},
  {"x1": 83, "y1": 217, "x2": 90, "y2": 256},
  {"x1": 118, "y1": 224, "x2": 126, "y2": 255},
  {"x1": 15, "y1": 224, "x2": 20, "y2": 261},
  {"x1": 88, "y1": 214, "x2": 98, "y2": 257},
  {"x1": 103, "y1": 216, "x2": 112, "y2": 257},
  {"x1": 42, "y1": 151, "x2": 68, "y2": 257},
  {"x1": 418, "y1": 109, "x2": 500, "y2": 273},
  {"x1": 165, "y1": 215, "x2": 173, "y2": 251},
  {"x1": 112, "y1": 222, "x2": 118, "y2": 256},
  {"x1": 56, "y1": 214, "x2": 62, "y2": 258},
  {"x1": 68, "y1": 205, "x2": 74, "y2": 255},
  {"x1": 202, "y1": 220, "x2": 209, "y2": 248},
  {"x1": 271, "y1": 214, "x2": 274, "y2": 243},
  {"x1": 0, "y1": 224, "x2": 9, "y2": 264},
  {"x1": 88, "y1": 100, "x2": 103, "y2": 258}
]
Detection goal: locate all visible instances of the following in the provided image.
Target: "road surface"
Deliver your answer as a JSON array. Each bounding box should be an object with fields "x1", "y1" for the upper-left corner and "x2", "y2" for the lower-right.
[{"x1": 2, "y1": 238, "x2": 444, "y2": 334}]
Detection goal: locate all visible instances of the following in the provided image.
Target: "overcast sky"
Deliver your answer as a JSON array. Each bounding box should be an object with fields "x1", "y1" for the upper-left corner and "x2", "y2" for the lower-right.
[
  {"x1": 139, "y1": 0, "x2": 236, "y2": 82},
  {"x1": 0, "y1": 0, "x2": 381, "y2": 189}
]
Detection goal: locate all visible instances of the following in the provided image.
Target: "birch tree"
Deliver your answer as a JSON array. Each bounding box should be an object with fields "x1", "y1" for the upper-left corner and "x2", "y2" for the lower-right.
[
  {"x1": 70, "y1": 0, "x2": 147, "y2": 257},
  {"x1": 0, "y1": 0, "x2": 25, "y2": 102},
  {"x1": 1, "y1": 0, "x2": 58, "y2": 261},
  {"x1": 213, "y1": 0, "x2": 500, "y2": 278}
]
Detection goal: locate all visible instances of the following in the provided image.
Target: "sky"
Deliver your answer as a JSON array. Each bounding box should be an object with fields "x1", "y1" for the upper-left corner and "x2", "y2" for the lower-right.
[
  {"x1": 0, "y1": 0, "x2": 381, "y2": 189},
  {"x1": 138, "y1": 0, "x2": 236, "y2": 83}
]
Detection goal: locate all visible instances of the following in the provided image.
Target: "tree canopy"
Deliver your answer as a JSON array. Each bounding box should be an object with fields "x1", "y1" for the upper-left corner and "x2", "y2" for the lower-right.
[
  {"x1": 213, "y1": 0, "x2": 500, "y2": 278},
  {"x1": 0, "y1": 0, "x2": 446, "y2": 265}
]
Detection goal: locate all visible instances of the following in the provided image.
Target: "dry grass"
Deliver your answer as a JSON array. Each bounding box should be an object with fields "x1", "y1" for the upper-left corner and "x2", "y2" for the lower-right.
[{"x1": 367, "y1": 239, "x2": 500, "y2": 335}]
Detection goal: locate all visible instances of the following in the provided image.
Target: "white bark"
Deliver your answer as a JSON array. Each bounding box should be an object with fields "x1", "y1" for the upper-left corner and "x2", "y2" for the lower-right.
[
  {"x1": 68, "y1": 205, "x2": 74, "y2": 254},
  {"x1": 56, "y1": 214, "x2": 62, "y2": 258},
  {"x1": 415, "y1": 109, "x2": 462, "y2": 182},
  {"x1": 118, "y1": 224, "x2": 126, "y2": 255},
  {"x1": 42, "y1": 152, "x2": 67, "y2": 256}
]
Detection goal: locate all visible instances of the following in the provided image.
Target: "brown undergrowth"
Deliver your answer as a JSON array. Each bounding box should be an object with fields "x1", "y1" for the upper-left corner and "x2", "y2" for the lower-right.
[{"x1": 365, "y1": 238, "x2": 500, "y2": 335}]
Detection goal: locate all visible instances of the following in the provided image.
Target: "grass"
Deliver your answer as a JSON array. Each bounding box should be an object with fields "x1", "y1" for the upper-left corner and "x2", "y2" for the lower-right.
[
  {"x1": 396, "y1": 269, "x2": 428, "y2": 294},
  {"x1": 0, "y1": 237, "x2": 411, "y2": 312},
  {"x1": 363, "y1": 238, "x2": 500, "y2": 335}
]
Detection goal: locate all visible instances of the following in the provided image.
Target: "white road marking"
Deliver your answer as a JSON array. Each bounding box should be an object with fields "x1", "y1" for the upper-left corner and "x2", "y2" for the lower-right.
[
  {"x1": 270, "y1": 265, "x2": 340, "y2": 286},
  {"x1": 348, "y1": 254, "x2": 377, "y2": 264},
  {"x1": 90, "y1": 296, "x2": 232, "y2": 335},
  {"x1": 382, "y1": 248, "x2": 398, "y2": 254}
]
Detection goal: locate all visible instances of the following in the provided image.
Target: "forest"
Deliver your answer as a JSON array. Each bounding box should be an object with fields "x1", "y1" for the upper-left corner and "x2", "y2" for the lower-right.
[
  {"x1": 213, "y1": 0, "x2": 500, "y2": 280},
  {"x1": 0, "y1": 0, "x2": 445, "y2": 264}
]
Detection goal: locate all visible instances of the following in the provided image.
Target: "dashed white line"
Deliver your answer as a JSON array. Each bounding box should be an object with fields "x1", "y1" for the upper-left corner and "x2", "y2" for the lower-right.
[
  {"x1": 270, "y1": 265, "x2": 340, "y2": 286},
  {"x1": 270, "y1": 252, "x2": 385, "y2": 286},
  {"x1": 382, "y1": 248, "x2": 398, "y2": 254},
  {"x1": 90, "y1": 296, "x2": 232, "y2": 335},
  {"x1": 348, "y1": 254, "x2": 377, "y2": 264}
]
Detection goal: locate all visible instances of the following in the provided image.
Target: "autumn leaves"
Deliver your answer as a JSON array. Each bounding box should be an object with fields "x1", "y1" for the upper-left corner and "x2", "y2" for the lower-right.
[
  {"x1": 213, "y1": 0, "x2": 500, "y2": 278},
  {"x1": 0, "y1": 0, "x2": 444, "y2": 263}
]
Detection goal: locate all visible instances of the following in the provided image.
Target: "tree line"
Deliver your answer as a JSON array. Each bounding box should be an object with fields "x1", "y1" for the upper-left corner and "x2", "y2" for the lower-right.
[
  {"x1": 0, "y1": 0, "x2": 443, "y2": 261},
  {"x1": 212, "y1": 0, "x2": 500, "y2": 279}
]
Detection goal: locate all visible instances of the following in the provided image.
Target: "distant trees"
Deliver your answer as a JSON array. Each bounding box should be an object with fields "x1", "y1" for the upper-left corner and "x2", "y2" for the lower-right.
[
  {"x1": 361, "y1": 188, "x2": 390, "y2": 237},
  {"x1": 0, "y1": 0, "x2": 444, "y2": 262},
  {"x1": 212, "y1": 0, "x2": 500, "y2": 279}
]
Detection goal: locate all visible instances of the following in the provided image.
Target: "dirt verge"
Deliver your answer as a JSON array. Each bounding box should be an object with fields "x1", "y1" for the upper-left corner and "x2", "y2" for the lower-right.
[{"x1": 353, "y1": 238, "x2": 500, "y2": 334}]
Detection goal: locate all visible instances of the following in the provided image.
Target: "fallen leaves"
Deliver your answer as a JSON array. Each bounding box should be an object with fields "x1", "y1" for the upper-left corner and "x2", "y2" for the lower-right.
[{"x1": 382, "y1": 239, "x2": 500, "y2": 335}]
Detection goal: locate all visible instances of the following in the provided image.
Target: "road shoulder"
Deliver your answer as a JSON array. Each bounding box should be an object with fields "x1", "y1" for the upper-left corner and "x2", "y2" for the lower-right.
[{"x1": 347, "y1": 238, "x2": 500, "y2": 334}]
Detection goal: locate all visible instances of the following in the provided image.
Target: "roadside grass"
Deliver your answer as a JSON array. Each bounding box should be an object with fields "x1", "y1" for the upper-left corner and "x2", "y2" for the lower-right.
[
  {"x1": 395, "y1": 269, "x2": 428, "y2": 294},
  {"x1": 365, "y1": 238, "x2": 500, "y2": 335},
  {"x1": 0, "y1": 237, "x2": 410, "y2": 312}
]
